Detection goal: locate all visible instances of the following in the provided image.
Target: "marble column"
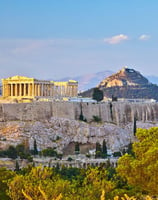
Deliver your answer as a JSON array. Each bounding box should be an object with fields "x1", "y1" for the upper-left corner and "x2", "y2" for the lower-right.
[
  {"x1": 38, "y1": 84, "x2": 41, "y2": 96},
  {"x1": 46, "y1": 84, "x2": 48, "y2": 96},
  {"x1": 32, "y1": 83, "x2": 34, "y2": 97},
  {"x1": 24, "y1": 84, "x2": 26, "y2": 96},
  {"x1": 2, "y1": 84, "x2": 5, "y2": 97},
  {"x1": 69, "y1": 86, "x2": 71, "y2": 97},
  {"x1": 46, "y1": 84, "x2": 47, "y2": 96},
  {"x1": 30, "y1": 83, "x2": 32, "y2": 96},
  {"x1": 43, "y1": 84, "x2": 45, "y2": 96},
  {"x1": 48, "y1": 83, "x2": 51, "y2": 97},
  {"x1": 34, "y1": 84, "x2": 37, "y2": 96},
  {"x1": 10, "y1": 84, "x2": 13, "y2": 96},
  {"x1": 75, "y1": 85, "x2": 77, "y2": 96},
  {"x1": 19, "y1": 84, "x2": 22, "y2": 96},
  {"x1": 15, "y1": 84, "x2": 17, "y2": 96},
  {"x1": 36, "y1": 84, "x2": 38, "y2": 96},
  {"x1": 29, "y1": 83, "x2": 32, "y2": 96},
  {"x1": 50, "y1": 83, "x2": 53, "y2": 96},
  {"x1": 41, "y1": 84, "x2": 44, "y2": 96}
]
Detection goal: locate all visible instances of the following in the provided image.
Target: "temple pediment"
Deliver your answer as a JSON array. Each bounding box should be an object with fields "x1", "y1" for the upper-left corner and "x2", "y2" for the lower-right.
[
  {"x1": 6, "y1": 75, "x2": 34, "y2": 80},
  {"x1": 68, "y1": 80, "x2": 78, "y2": 83}
]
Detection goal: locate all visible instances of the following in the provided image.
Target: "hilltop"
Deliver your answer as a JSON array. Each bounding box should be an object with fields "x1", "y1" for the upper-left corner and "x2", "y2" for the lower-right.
[
  {"x1": 81, "y1": 67, "x2": 158, "y2": 100},
  {"x1": 98, "y1": 67, "x2": 149, "y2": 88},
  {"x1": 56, "y1": 68, "x2": 158, "y2": 92}
]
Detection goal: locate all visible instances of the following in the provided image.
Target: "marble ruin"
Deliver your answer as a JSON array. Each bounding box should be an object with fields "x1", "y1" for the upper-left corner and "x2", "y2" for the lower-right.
[{"x1": 1, "y1": 75, "x2": 78, "y2": 101}]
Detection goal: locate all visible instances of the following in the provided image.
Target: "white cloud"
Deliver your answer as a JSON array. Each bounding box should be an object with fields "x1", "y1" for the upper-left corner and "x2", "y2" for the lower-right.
[
  {"x1": 104, "y1": 34, "x2": 128, "y2": 44},
  {"x1": 139, "y1": 34, "x2": 150, "y2": 41}
]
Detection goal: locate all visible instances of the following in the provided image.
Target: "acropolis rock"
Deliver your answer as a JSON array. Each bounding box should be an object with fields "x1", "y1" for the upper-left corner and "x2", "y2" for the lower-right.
[
  {"x1": 0, "y1": 117, "x2": 131, "y2": 153},
  {"x1": 0, "y1": 100, "x2": 158, "y2": 154}
]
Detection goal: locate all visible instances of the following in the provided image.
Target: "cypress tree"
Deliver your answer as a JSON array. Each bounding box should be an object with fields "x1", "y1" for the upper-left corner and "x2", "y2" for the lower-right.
[
  {"x1": 15, "y1": 160, "x2": 20, "y2": 171},
  {"x1": 33, "y1": 139, "x2": 38, "y2": 155},
  {"x1": 95, "y1": 142, "x2": 102, "y2": 158},
  {"x1": 133, "y1": 116, "x2": 137, "y2": 136},
  {"x1": 102, "y1": 139, "x2": 107, "y2": 158}
]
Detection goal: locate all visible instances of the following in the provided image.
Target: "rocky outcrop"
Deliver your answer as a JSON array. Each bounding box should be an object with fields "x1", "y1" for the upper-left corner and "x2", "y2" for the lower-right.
[
  {"x1": 81, "y1": 67, "x2": 158, "y2": 100},
  {"x1": 0, "y1": 99, "x2": 158, "y2": 155},
  {"x1": 0, "y1": 117, "x2": 134, "y2": 153},
  {"x1": 98, "y1": 67, "x2": 149, "y2": 88},
  {"x1": 0, "y1": 117, "x2": 158, "y2": 155}
]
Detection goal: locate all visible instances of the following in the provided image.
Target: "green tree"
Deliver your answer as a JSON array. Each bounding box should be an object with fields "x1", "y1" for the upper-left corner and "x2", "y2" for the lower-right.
[
  {"x1": 33, "y1": 139, "x2": 38, "y2": 155},
  {"x1": 0, "y1": 167, "x2": 15, "y2": 200},
  {"x1": 15, "y1": 160, "x2": 20, "y2": 172},
  {"x1": 41, "y1": 147, "x2": 57, "y2": 157},
  {"x1": 102, "y1": 139, "x2": 107, "y2": 158},
  {"x1": 8, "y1": 166, "x2": 71, "y2": 200},
  {"x1": 95, "y1": 142, "x2": 102, "y2": 158},
  {"x1": 92, "y1": 88, "x2": 104, "y2": 102},
  {"x1": 133, "y1": 116, "x2": 137, "y2": 136},
  {"x1": 16, "y1": 143, "x2": 31, "y2": 159},
  {"x1": 92, "y1": 115, "x2": 102, "y2": 123},
  {"x1": 82, "y1": 167, "x2": 115, "y2": 199},
  {"x1": 116, "y1": 127, "x2": 158, "y2": 195},
  {"x1": 7, "y1": 146, "x2": 17, "y2": 159},
  {"x1": 126, "y1": 142, "x2": 134, "y2": 156}
]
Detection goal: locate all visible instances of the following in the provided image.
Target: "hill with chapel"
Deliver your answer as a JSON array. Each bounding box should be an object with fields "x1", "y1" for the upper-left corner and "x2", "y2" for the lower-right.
[{"x1": 81, "y1": 67, "x2": 158, "y2": 101}]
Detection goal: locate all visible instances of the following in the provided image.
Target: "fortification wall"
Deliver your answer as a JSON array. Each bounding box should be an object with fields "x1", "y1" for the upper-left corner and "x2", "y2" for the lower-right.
[{"x1": 0, "y1": 101, "x2": 158, "y2": 124}]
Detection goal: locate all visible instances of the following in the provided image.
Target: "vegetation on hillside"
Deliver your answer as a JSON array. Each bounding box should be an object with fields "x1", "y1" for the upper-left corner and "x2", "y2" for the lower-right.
[
  {"x1": 81, "y1": 85, "x2": 158, "y2": 100},
  {"x1": 0, "y1": 127, "x2": 158, "y2": 199}
]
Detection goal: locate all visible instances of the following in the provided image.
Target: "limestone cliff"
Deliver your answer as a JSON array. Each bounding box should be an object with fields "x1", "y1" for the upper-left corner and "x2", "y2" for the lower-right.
[
  {"x1": 1, "y1": 101, "x2": 158, "y2": 125},
  {"x1": 0, "y1": 100, "x2": 158, "y2": 154},
  {"x1": 0, "y1": 117, "x2": 133, "y2": 153},
  {"x1": 1, "y1": 117, "x2": 158, "y2": 155}
]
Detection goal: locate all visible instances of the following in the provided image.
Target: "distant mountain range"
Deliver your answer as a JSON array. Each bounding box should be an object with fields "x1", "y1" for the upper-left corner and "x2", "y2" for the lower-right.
[{"x1": 57, "y1": 70, "x2": 114, "y2": 92}]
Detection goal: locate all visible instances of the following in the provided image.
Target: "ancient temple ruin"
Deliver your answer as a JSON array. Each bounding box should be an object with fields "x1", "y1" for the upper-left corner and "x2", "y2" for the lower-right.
[{"x1": 1, "y1": 75, "x2": 78, "y2": 101}]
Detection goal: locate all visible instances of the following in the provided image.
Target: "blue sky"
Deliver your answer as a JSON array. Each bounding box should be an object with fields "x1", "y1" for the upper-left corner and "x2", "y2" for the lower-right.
[{"x1": 0, "y1": 0, "x2": 158, "y2": 80}]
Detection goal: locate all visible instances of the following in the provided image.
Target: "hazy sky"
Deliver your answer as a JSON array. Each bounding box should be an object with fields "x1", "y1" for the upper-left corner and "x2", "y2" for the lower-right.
[{"x1": 0, "y1": 0, "x2": 158, "y2": 80}]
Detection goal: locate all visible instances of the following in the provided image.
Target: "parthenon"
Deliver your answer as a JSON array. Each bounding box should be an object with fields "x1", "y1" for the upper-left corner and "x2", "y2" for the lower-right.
[{"x1": 1, "y1": 75, "x2": 78, "y2": 100}]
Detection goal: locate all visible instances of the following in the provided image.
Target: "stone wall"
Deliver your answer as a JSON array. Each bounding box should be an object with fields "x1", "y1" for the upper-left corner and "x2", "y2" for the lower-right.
[{"x1": 0, "y1": 101, "x2": 158, "y2": 124}]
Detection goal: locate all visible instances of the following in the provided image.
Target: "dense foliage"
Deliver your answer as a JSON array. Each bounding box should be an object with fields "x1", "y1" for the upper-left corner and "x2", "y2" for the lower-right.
[
  {"x1": 117, "y1": 127, "x2": 158, "y2": 195},
  {"x1": 0, "y1": 143, "x2": 33, "y2": 161},
  {"x1": 0, "y1": 127, "x2": 158, "y2": 199},
  {"x1": 92, "y1": 87, "x2": 104, "y2": 102}
]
